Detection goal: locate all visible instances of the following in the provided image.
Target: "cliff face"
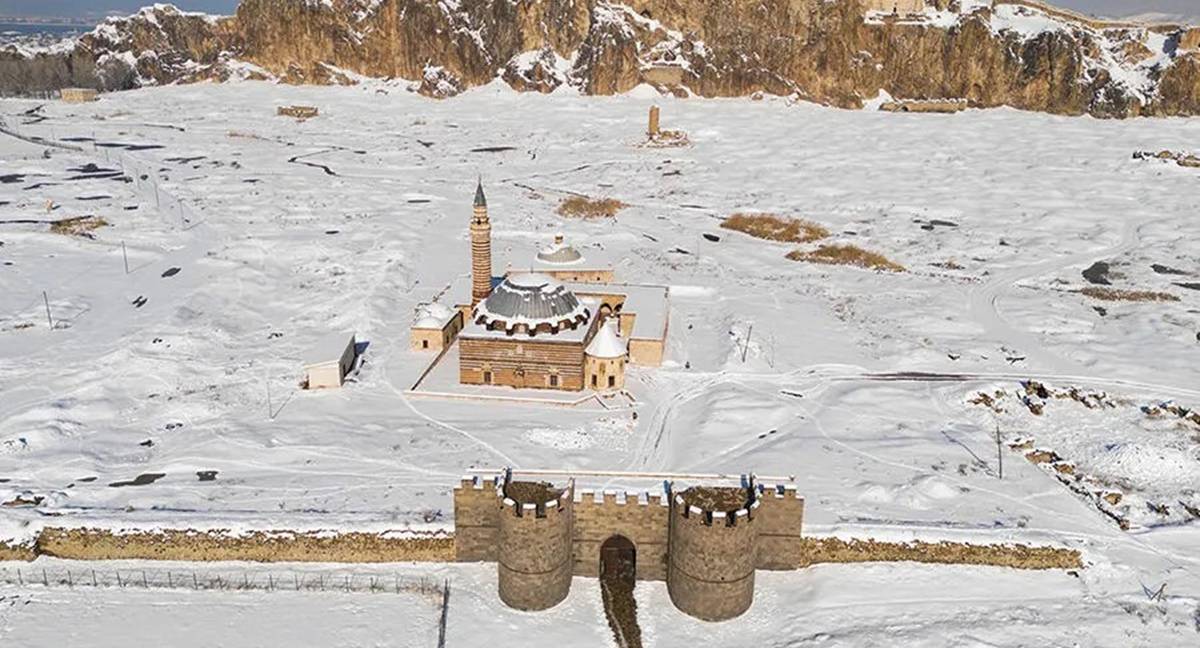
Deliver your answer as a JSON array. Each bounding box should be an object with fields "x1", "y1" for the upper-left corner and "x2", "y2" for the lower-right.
[{"x1": 2, "y1": 0, "x2": 1200, "y2": 118}]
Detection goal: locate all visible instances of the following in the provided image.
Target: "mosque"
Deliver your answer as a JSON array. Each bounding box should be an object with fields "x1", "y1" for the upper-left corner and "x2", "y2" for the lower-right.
[{"x1": 410, "y1": 182, "x2": 669, "y2": 392}]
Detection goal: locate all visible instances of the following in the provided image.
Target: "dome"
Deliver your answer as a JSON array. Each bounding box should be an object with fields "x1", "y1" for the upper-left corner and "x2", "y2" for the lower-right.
[
  {"x1": 475, "y1": 273, "x2": 590, "y2": 334},
  {"x1": 586, "y1": 321, "x2": 626, "y2": 359},
  {"x1": 535, "y1": 234, "x2": 584, "y2": 266},
  {"x1": 413, "y1": 302, "x2": 454, "y2": 329},
  {"x1": 536, "y1": 242, "x2": 583, "y2": 265}
]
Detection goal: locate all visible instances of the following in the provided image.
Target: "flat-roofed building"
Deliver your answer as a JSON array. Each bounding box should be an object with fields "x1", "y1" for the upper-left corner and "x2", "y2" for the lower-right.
[{"x1": 303, "y1": 332, "x2": 358, "y2": 389}]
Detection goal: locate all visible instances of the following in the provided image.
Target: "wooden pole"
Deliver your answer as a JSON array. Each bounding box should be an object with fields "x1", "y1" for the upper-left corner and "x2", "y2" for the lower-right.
[
  {"x1": 741, "y1": 324, "x2": 753, "y2": 363},
  {"x1": 995, "y1": 422, "x2": 1003, "y2": 480},
  {"x1": 42, "y1": 291, "x2": 52, "y2": 329},
  {"x1": 437, "y1": 579, "x2": 450, "y2": 648}
]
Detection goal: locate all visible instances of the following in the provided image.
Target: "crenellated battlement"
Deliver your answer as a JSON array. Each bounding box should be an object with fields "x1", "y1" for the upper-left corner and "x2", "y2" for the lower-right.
[
  {"x1": 455, "y1": 474, "x2": 501, "y2": 491},
  {"x1": 758, "y1": 482, "x2": 803, "y2": 500},
  {"x1": 498, "y1": 483, "x2": 573, "y2": 519},
  {"x1": 453, "y1": 469, "x2": 805, "y2": 621},
  {"x1": 574, "y1": 487, "x2": 670, "y2": 508}
]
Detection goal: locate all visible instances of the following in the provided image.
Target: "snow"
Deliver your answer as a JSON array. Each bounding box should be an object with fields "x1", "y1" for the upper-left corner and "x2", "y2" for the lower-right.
[
  {"x1": 585, "y1": 321, "x2": 626, "y2": 358},
  {"x1": 1, "y1": 81, "x2": 1199, "y2": 644},
  {"x1": 302, "y1": 331, "x2": 355, "y2": 367}
]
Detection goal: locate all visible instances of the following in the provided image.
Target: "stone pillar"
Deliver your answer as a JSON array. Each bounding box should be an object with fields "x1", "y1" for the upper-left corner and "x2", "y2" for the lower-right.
[
  {"x1": 497, "y1": 481, "x2": 575, "y2": 611},
  {"x1": 648, "y1": 105, "x2": 660, "y2": 138},
  {"x1": 667, "y1": 488, "x2": 758, "y2": 621}
]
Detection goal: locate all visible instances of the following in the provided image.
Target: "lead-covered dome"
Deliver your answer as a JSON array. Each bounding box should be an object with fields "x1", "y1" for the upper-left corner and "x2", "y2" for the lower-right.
[{"x1": 475, "y1": 273, "x2": 590, "y2": 334}]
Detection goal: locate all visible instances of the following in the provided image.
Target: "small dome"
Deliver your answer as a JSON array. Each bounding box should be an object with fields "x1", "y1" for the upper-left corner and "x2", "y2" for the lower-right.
[
  {"x1": 586, "y1": 321, "x2": 626, "y2": 359},
  {"x1": 537, "y1": 242, "x2": 583, "y2": 265},
  {"x1": 413, "y1": 302, "x2": 454, "y2": 329},
  {"x1": 476, "y1": 273, "x2": 590, "y2": 334}
]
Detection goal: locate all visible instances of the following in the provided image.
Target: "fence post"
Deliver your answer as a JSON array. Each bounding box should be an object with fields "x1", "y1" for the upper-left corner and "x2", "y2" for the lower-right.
[
  {"x1": 437, "y1": 579, "x2": 450, "y2": 648},
  {"x1": 42, "y1": 291, "x2": 53, "y2": 329}
]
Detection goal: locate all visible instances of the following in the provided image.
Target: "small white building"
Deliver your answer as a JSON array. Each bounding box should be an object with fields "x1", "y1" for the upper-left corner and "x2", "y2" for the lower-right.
[{"x1": 303, "y1": 332, "x2": 358, "y2": 389}]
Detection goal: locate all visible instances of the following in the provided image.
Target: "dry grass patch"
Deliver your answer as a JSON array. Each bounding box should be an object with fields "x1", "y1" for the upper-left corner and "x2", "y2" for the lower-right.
[
  {"x1": 557, "y1": 195, "x2": 626, "y2": 219},
  {"x1": 787, "y1": 244, "x2": 905, "y2": 272},
  {"x1": 50, "y1": 215, "x2": 108, "y2": 238},
  {"x1": 1079, "y1": 287, "x2": 1179, "y2": 302},
  {"x1": 0, "y1": 540, "x2": 36, "y2": 562},
  {"x1": 720, "y1": 213, "x2": 829, "y2": 244},
  {"x1": 797, "y1": 537, "x2": 1081, "y2": 570}
]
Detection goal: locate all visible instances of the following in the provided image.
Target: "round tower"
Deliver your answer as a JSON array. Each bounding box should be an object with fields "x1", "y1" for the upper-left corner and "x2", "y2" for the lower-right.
[
  {"x1": 470, "y1": 180, "x2": 492, "y2": 306},
  {"x1": 667, "y1": 485, "x2": 758, "y2": 621},
  {"x1": 585, "y1": 321, "x2": 627, "y2": 392},
  {"x1": 496, "y1": 478, "x2": 575, "y2": 611}
]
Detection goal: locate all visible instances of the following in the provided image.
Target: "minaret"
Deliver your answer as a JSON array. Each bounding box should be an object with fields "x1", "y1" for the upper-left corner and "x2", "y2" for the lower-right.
[{"x1": 470, "y1": 179, "x2": 493, "y2": 306}]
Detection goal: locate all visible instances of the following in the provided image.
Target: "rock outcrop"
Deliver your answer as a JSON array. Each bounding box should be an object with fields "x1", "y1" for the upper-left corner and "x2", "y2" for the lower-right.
[{"x1": 2, "y1": 0, "x2": 1199, "y2": 117}]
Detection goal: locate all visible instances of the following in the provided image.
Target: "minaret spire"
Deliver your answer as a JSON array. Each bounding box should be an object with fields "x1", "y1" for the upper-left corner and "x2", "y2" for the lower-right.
[
  {"x1": 473, "y1": 177, "x2": 487, "y2": 209},
  {"x1": 470, "y1": 179, "x2": 493, "y2": 306}
]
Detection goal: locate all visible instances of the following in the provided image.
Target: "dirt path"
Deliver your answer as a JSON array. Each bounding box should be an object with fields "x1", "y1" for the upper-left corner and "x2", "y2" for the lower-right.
[{"x1": 600, "y1": 576, "x2": 642, "y2": 648}]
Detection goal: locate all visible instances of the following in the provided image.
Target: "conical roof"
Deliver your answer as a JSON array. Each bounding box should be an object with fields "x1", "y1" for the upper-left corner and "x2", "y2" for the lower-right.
[
  {"x1": 586, "y1": 321, "x2": 626, "y2": 359},
  {"x1": 473, "y1": 180, "x2": 487, "y2": 208}
]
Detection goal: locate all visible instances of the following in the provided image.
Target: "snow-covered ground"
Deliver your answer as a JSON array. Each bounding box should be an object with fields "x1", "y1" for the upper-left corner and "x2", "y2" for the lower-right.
[{"x1": 1, "y1": 81, "x2": 1199, "y2": 645}]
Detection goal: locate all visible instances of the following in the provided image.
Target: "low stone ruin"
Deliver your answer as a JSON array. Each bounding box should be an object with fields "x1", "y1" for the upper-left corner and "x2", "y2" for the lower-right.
[
  {"x1": 879, "y1": 98, "x2": 968, "y2": 113},
  {"x1": 642, "y1": 105, "x2": 690, "y2": 147},
  {"x1": 277, "y1": 105, "x2": 319, "y2": 121}
]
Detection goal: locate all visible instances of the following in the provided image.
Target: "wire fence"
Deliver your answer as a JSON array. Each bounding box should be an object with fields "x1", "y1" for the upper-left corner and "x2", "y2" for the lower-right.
[
  {"x1": 0, "y1": 564, "x2": 446, "y2": 600},
  {"x1": 0, "y1": 113, "x2": 203, "y2": 230}
]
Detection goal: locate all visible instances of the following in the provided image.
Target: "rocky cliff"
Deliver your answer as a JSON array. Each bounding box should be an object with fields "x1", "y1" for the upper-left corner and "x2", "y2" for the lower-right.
[{"x1": 2, "y1": 0, "x2": 1200, "y2": 117}]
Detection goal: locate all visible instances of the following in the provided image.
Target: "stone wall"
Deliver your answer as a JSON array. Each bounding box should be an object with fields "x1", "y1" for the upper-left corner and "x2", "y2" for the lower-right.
[
  {"x1": 584, "y1": 355, "x2": 626, "y2": 391},
  {"x1": 754, "y1": 483, "x2": 806, "y2": 570},
  {"x1": 34, "y1": 527, "x2": 453, "y2": 562},
  {"x1": 629, "y1": 338, "x2": 664, "y2": 366},
  {"x1": 459, "y1": 333, "x2": 593, "y2": 391},
  {"x1": 453, "y1": 475, "x2": 501, "y2": 562},
  {"x1": 572, "y1": 488, "x2": 670, "y2": 580}
]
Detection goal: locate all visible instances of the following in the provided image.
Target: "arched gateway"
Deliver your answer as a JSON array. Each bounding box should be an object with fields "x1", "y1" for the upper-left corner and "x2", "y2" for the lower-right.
[{"x1": 600, "y1": 534, "x2": 636, "y2": 584}]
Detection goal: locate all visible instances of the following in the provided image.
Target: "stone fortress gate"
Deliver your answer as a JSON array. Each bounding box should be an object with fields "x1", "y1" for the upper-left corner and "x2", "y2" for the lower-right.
[{"x1": 454, "y1": 469, "x2": 805, "y2": 621}]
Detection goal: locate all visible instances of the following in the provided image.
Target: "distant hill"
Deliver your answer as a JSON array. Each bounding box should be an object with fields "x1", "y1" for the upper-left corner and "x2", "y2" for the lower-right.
[{"x1": 2, "y1": 0, "x2": 1200, "y2": 118}]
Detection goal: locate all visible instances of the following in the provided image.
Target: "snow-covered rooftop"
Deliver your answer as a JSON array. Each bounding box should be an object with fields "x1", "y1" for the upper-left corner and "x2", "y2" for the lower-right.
[
  {"x1": 302, "y1": 331, "x2": 356, "y2": 367},
  {"x1": 585, "y1": 321, "x2": 626, "y2": 358}
]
